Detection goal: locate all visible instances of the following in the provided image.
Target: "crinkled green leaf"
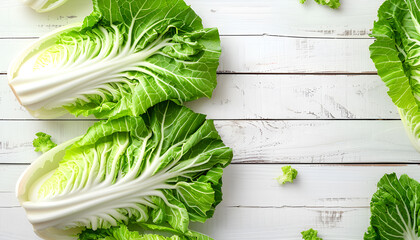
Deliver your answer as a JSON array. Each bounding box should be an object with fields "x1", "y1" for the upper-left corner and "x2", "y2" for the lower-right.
[
  {"x1": 276, "y1": 166, "x2": 298, "y2": 185},
  {"x1": 301, "y1": 228, "x2": 322, "y2": 240},
  {"x1": 33, "y1": 132, "x2": 57, "y2": 153},
  {"x1": 300, "y1": 0, "x2": 340, "y2": 9},
  {"x1": 79, "y1": 224, "x2": 186, "y2": 240},
  {"x1": 364, "y1": 173, "x2": 420, "y2": 240}
]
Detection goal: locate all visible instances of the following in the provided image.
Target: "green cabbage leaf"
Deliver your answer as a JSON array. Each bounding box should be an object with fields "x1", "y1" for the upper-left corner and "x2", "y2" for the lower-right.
[
  {"x1": 33, "y1": 132, "x2": 57, "y2": 153},
  {"x1": 276, "y1": 166, "x2": 298, "y2": 185},
  {"x1": 301, "y1": 228, "x2": 323, "y2": 240},
  {"x1": 370, "y1": 0, "x2": 420, "y2": 151},
  {"x1": 364, "y1": 173, "x2": 420, "y2": 240},
  {"x1": 9, "y1": 0, "x2": 221, "y2": 119},
  {"x1": 300, "y1": 0, "x2": 340, "y2": 9},
  {"x1": 79, "y1": 223, "x2": 210, "y2": 240},
  {"x1": 16, "y1": 101, "x2": 232, "y2": 240}
]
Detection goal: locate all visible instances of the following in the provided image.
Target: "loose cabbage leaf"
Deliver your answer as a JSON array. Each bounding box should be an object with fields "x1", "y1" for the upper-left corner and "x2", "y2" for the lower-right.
[
  {"x1": 300, "y1": 0, "x2": 340, "y2": 9},
  {"x1": 9, "y1": 0, "x2": 221, "y2": 119},
  {"x1": 16, "y1": 101, "x2": 232, "y2": 240},
  {"x1": 364, "y1": 173, "x2": 420, "y2": 240},
  {"x1": 370, "y1": 0, "x2": 420, "y2": 151},
  {"x1": 23, "y1": 0, "x2": 69, "y2": 12},
  {"x1": 33, "y1": 132, "x2": 57, "y2": 153},
  {"x1": 301, "y1": 228, "x2": 322, "y2": 240},
  {"x1": 276, "y1": 166, "x2": 298, "y2": 185},
  {"x1": 79, "y1": 224, "x2": 208, "y2": 240}
]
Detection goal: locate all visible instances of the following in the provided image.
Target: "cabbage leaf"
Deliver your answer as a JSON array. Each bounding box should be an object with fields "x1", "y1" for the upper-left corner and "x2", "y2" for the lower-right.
[
  {"x1": 33, "y1": 132, "x2": 57, "y2": 153},
  {"x1": 364, "y1": 173, "x2": 420, "y2": 240},
  {"x1": 370, "y1": 0, "x2": 420, "y2": 152},
  {"x1": 300, "y1": 0, "x2": 340, "y2": 9},
  {"x1": 16, "y1": 101, "x2": 232, "y2": 240},
  {"x1": 276, "y1": 165, "x2": 298, "y2": 185},
  {"x1": 9, "y1": 0, "x2": 221, "y2": 119},
  {"x1": 301, "y1": 228, "x2": 322, "y2": 240},
  {"x1": 79, "y1": 223, "x2": 210, "y2": 240}
]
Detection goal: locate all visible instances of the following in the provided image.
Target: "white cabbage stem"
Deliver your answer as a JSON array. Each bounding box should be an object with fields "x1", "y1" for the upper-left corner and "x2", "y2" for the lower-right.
[{"x1": 23, "y1": 0, "x2": 69, "y2": 13}]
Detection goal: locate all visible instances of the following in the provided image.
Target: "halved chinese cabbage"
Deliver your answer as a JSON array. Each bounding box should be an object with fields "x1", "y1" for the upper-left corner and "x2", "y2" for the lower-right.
[
  {"x1": 9, "y1": 0, "x2": 221, "y2": 119},
  {"x1": 17, "y1": 101, "x2": 232, "y2": 240},
  {"x1": 370, "y1": 0, "x2": 420, "y2": 152}
]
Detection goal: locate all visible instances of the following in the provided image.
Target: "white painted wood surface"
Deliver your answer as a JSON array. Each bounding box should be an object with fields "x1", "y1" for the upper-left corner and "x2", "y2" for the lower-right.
[
  {"x1": 2, "y1": 165, "x2": 420, "y2": 239},
  {"x1": 2, "y1": 0, "x2": 417, "y2": 239}
]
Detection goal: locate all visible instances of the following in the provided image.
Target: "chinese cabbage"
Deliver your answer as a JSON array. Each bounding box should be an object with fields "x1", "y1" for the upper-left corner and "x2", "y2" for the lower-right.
[
  {"x1": 9, "y1": 0, "x2": 221, "y2": 119},
  {"x1": 16, "y1": 101, "x2": 232, "y2": 239}
]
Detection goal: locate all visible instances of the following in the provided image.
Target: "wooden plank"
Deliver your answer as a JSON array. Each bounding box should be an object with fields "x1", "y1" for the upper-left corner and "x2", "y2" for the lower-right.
[
  {"x1": 219, "y1": 37, "x2": 374, "y2": 74},
  {"x1": 0, "y1": 206, "x2": 370, "y2": 240},
  {"x1": 0, "y1": 0, "x2": 383, "y2": 38},
  {"x1": 191, "y1": 207, "x2": 370, "y2": 240},
  {"x1": 0, "y1": 74, "x2": 396, "y2": 120},
  {"x1": 3, "y1": 164, "x2": 420, "y2": 239},
  {"x1": 0, "y1": 120, "x2": 417, "y2": 164},
  {"x1": 3, "y1": 164, "x2": 420, "y2": 207},
  {"x1": 187, "y1": 75, "x2": 397, "y2": 120},
  {"x1": 0, "y1": 37, "x2": 376, "y2": 75},
  {"x1": 0, "y1": 208, "x2": 38, "y2": 240}
]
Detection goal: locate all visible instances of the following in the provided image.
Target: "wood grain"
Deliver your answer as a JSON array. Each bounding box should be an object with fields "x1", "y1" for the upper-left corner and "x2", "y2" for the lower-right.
[
  {"x1": 3, "y1": 164, "x2": 420, "y2": 240},
  {"x1": 0, "y1": 120, "x2": 417, "y2": 164},
  {"x1": 0, "y1": 0, "x2": 383, "y2": 38},
  {"x1": 0, "y1": 37, "x2": 376, "y2": 75},
  {"x1": 1, "y1": 74, "x2": 396, "y2": 120},
  {"x1": 187, "y1": 75, "x2": 396, "y2": 120},
  {"x1": 0, "y1": 206, "x2": 370, "y2": 240}
]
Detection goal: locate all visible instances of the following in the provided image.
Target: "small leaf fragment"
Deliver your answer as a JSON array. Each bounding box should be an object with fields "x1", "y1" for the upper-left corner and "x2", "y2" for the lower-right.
[
  {"x1": 33, "y1": 132, "x2": 57, "y2": 153},
  {"x1": 276, "y1": 166, "x2": 298, "y2": 185},
  {"x1": 301, "y1": 228, "x2": 323, "y2": 240}
]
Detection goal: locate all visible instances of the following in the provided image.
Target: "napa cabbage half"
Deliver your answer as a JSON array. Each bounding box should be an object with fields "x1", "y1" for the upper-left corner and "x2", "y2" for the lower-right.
[
  {"x1": 370, "y1": 0, "x2": 420, "y2": 152},
  {"x1": 9, "y1": 0, "x2": 221, "y2": 119},
  {"x1": 16, "y1": 101, "x2": 232, "y2": 239}
]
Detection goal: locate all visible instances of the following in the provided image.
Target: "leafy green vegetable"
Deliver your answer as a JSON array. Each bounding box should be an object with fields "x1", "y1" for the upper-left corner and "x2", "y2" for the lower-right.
[
  {"x1": 23, "y1": 0, "x2": 69, "y2": 12},
  {"x1": 364, "y1": 173, "x2": 420, "y2": 240},
  {"x1": 16, "y1": 101, "x2": 232, "y2": 240},
  {"x1": 300, "y1": 0, "x2": 340, "y2": 9},
  {"x1": 369, "y1": 0, "x2": 420, "y2": 152},
  {"x1": 9, "y1": 0, "x2": 221, "y2": 119},
  {"x1": 79, "y1": 223, "x2": 209, "y2": 240},
  {"x1": 33, "y1": 132, "x2": 57, "y2": 153},
  {"x1": 301, "y1": 228, "x2": 322, "y2": 240},
  {"x1": 276, "y1": 166, "x2": 298, "y2": 184}
]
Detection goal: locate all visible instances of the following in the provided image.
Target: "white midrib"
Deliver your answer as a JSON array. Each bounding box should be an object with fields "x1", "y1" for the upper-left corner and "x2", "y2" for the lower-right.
[
  {"x1": 10, "y1": 39, "x2": 172, "y2": 111},
  {"x1": 23, "y1": 166, "x2": 179, "y2": 231},
  {"x1": 24, "y1": 119, "x2": 183, "y2": 232}
]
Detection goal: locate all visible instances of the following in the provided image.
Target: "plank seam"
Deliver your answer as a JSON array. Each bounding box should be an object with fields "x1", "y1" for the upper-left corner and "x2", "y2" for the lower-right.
[
  {"x1": 227, "y1": 205, "x2": 369, "y2": 209},
  {"x1": 0, "y1": 34, "x2": 374, "y2": 40}
]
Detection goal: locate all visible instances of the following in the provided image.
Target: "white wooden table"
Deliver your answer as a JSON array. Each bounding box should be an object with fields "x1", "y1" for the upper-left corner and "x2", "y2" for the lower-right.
[{"x1": 0, "y1": 0, "x2": 417, "y2": 239}]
